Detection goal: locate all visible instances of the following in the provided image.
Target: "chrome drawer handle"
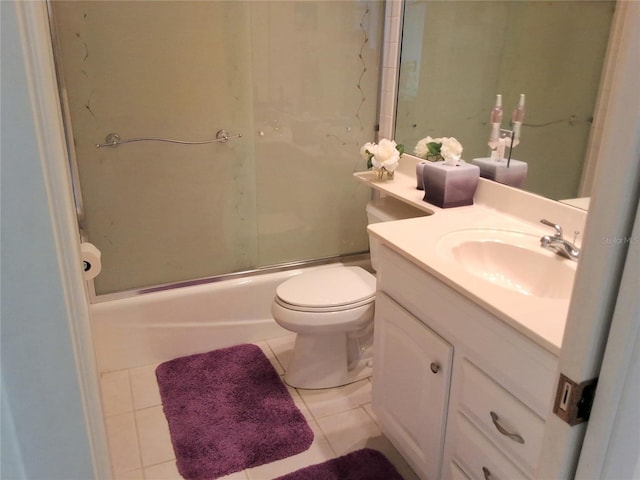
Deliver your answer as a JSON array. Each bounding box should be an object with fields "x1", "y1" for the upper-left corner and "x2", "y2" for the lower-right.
[
  {"x1": 482, "y1": 466, "x2": 492, "y2": 480},
  {"x1": 490, "y1": 411, "x2": 525, "y2": 444}
]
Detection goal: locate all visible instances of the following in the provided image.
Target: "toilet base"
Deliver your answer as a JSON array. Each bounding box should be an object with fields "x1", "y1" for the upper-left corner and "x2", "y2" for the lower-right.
[{"x1": 284, "y1": 332, "x2": 372, "y2": 389}]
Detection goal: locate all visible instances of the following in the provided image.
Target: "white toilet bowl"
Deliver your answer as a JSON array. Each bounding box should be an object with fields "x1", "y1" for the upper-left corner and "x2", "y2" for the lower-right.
[
  {"x1": 271, "y1": 266, "x2": 376, "y2": 389},
  {"x1": 271, "y1": 197, "x2": 429, "y2": 389}
]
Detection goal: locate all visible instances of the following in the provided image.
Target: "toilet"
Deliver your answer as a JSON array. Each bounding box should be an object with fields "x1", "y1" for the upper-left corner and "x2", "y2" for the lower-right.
[{"x1": 271, "y1": 196, "x2": 428, "y2": 389}]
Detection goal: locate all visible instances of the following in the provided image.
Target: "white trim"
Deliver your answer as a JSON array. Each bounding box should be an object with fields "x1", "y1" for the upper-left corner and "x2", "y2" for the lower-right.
[
  {"x1": 14, "y1": 2, "x2": 111, "y2": 478},
  {"x1": 379, "y1": 0, "x2": 403, "y2": 140}
]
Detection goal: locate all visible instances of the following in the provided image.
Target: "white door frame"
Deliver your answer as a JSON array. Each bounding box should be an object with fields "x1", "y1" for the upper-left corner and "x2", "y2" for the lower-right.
[{"x1": 13, "y1": 2, "x2": 111, "y2": 478}]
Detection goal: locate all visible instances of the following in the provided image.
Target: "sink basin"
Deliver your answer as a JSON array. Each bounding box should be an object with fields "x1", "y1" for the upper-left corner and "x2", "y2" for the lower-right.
[{"x1": 436, "y1": 229, "x2": 576, "y2": 299}]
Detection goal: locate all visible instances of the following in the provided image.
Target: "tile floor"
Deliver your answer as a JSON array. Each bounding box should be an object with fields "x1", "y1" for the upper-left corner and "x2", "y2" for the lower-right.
[{"x1": 99, "y1": 333, "x2": 419, "y2": 480}]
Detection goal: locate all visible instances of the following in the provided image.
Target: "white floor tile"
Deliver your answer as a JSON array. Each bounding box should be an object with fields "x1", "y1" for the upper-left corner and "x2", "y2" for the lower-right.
[
  {"x1": 245, "y1": 420, "x2": 335, "y2": 480},
  {"x1": 266, "y1": 334, "x2": 295, "y2": 371},
  {"x1": 297, "y1": 378, "x2": 372, "y2": 419},
  {"x1": 316, "y1": 407, "x2": 381, "y2": 456},
  {"x1": 143, "y1": 460, "x2": 187, "y2": 480},
  {"x1": 104, "y1": 412, "x2": 141, "y2": 474},
  {"x1": 101, "y1": 370, "x2": 133, "y2": 416},
  {"x1": 130, "y1": 364, "x2": 162, "y2": 410},
  {"x1": 143, "y1": 460, "x2": 248, "y2": 480},
  {"x1": 254, "y1": 340, "x2": 285, "y2": 375},
  {"x1": 113, "y1": 468, "x2": 144, "y2": 480},
  {"x1": 286, "y1": 384, "x2": 313, "y2": 422},
  {"x1": 135, "y1": 406, "x2": 175, "y2": 467},
  {"x1": 363, "y1": 402, "x2": 378, "y2": 423}
]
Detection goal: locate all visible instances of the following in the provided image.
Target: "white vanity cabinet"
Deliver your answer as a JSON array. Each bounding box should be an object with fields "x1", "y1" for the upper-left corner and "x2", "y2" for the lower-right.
[{"x1": 372, "y1": 245, "x2": 559, "y2": 480}]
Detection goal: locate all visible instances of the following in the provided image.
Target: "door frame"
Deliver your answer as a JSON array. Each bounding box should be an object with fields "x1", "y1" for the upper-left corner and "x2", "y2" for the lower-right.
[{"x1": 12, "y1": 2, "x2": 111, "y2": 478}]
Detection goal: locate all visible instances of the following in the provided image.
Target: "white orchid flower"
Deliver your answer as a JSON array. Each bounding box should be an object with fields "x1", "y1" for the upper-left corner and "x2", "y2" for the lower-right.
[{"x1": 373, "y1": 138, "x2": 400, "y2": 171}]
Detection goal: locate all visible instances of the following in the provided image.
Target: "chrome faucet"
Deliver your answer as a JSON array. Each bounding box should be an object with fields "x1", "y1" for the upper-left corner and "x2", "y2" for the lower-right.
[{"x1": 540, "y1": 219, "x2": 580, "y2": 261}]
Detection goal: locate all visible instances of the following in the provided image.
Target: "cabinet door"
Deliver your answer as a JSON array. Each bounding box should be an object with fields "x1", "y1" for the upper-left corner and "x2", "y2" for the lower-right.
[{"x1": 373, "y1": 293, "x2": 453, "y2": 480}]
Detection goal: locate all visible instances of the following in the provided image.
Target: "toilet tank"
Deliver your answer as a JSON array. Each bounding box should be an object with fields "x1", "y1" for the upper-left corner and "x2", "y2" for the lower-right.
[{"x1": 366, "y1": 196, "x2": 429, "y2": 271}]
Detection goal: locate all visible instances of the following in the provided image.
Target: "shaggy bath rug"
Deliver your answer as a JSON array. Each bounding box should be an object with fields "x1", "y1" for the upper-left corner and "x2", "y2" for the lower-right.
[
  {"x1": 155, "y1": 344, "x2": 314, "y2": 480},
  {"x1": 274, "y1": 448, "x2": 404, "y2": 480}
]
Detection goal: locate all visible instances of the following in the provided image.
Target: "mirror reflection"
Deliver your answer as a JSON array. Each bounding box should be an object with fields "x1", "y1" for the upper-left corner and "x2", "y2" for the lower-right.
[{"x1": 395, "y1": 0, "x2": 615, "y2": 204}]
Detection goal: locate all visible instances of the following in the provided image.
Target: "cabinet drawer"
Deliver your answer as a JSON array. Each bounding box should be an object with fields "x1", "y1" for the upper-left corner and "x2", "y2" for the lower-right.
[
  {"x1": 453, "y1": 413, "x2": 529, "y2": 480},
  {"x1": 459, "y1": 359, "x2": 544, "y2": 472}
]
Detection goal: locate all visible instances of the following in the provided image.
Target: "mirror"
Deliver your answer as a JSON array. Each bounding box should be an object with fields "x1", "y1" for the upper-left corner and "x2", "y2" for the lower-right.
[{"x1": 394, "y1": 0, "x2": 615, "y2": 205}]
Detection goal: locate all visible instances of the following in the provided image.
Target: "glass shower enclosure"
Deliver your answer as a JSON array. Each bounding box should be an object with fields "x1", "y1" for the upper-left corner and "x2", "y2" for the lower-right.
[{"x1": 49, "y1": 1, "x2": 384, "y2": 295}]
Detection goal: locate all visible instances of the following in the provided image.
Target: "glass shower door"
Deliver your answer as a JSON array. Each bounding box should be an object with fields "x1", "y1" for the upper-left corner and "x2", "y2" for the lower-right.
[
  {"x1": 251, "y1": 2, "x2": 383, "y2": 267},
  {"x1": 49, "y1": 1, "x2": 383, "y2": 295}
]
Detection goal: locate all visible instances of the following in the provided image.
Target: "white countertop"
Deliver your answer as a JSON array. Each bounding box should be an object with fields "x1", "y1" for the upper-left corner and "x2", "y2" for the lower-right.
[
  {"x1": 355, "y1": 162, "x2": 586, "y2": 355},
  {"x1": 560, "y1": 197, "x2": 591, "y2": 210}
]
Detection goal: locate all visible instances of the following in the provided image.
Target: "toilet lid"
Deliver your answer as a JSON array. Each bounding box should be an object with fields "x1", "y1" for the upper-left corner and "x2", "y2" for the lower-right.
[{"x1": 276, "y1": 266, "x2": 376, "y2": 309}]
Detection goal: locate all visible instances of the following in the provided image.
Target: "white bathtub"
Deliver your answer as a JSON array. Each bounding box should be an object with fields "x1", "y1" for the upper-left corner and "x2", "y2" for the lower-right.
[{"x1": 91, "y1": 259, "x2": 369, "y2": 372}]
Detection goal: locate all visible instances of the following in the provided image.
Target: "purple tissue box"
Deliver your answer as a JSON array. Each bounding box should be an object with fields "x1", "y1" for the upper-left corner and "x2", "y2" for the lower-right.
[{"x1": 421, "y1": 161, "x2": 480, "y2": 208}]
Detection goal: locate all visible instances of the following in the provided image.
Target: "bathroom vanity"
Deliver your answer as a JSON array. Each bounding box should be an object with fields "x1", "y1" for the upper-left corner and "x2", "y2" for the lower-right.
[
  {"x1": 373, "y1": 246, "x2": 557, "y2": 479},
  {"x1": 355, "y1": 161, "x2": 586, "y2": 480}
]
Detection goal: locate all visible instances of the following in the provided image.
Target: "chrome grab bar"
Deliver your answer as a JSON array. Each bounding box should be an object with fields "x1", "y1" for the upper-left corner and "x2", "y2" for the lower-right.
[{"x1": 96, "y1": 129, "x2": 242, "y2": 148}]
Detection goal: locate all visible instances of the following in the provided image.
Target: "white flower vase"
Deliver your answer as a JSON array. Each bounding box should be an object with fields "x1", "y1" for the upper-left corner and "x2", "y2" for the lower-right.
[{"x1": 421, "y1": 160, "x2": 480, "y2": 208}]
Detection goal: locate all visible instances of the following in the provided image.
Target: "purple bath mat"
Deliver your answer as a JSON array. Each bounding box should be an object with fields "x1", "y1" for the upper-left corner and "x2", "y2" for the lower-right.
[
  {"x1": 274, "y1": 448, "x2": 404, "y2": 480},
  {"x1": 156, "y1": 343, "x2": 314, "y2": 480}
]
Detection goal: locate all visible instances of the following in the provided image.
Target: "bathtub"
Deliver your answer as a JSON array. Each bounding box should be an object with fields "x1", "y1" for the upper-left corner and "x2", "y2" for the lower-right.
[{"x1": 91, "y1": 258, "x2": 369, "y2": 372}]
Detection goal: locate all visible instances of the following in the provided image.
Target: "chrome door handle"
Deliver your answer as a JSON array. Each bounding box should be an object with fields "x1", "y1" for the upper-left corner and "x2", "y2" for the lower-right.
[{"x1": 490, "y1": 411, "x2": 525, "y2": 444}]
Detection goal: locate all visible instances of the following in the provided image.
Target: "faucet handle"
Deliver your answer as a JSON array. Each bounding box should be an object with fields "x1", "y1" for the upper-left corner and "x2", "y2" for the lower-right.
[{"x1": 540, "y1": 219, "x2": 563, "y2": 238}]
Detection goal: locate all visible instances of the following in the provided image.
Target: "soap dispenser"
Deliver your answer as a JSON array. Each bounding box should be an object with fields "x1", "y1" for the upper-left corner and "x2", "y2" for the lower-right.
[
  {"x1": 472, "y1": 93, "x2": 528, "y2": 188},
  {"x1": 488, "y1": 94, "x2": 503, "y2": 150},
  {"x1": 511, "y1": 94, "x2": 526, "y2": 147}
]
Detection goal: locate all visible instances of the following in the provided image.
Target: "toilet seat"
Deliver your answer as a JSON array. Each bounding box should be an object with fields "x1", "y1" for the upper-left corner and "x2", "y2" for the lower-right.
[{"x1": 275, "y1": 266, "x2": 376, "y2": 312}]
